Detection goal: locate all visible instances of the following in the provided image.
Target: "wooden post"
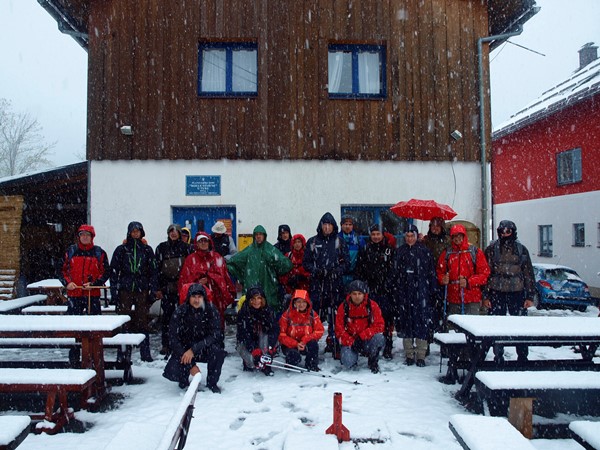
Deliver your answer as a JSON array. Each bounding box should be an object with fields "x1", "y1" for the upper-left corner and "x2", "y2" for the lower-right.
[
  {"x1": 325, "y1": 392, "x2": 350, "y2": 442},
  {"x1": 508, "y1": 397, "x2": 534, "y2": 439}
]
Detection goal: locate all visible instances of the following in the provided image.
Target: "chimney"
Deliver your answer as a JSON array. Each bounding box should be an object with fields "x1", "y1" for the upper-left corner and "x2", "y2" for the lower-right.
[{"x1": 578, "y1": 42, "x2": 598, "y2": 70}]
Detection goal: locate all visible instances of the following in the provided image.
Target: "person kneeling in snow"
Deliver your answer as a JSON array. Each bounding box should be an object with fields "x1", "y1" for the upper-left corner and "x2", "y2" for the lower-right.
[
  {"x1": 163, "y1": 284, "x2": 225, "y2": 393},
  {"x1": 335, "y1": 280, "x2": 385, "y2": 373},
  {"x1": 278, "y1": 289, "x2": 324, "y2": 371},
  {"x1": 236, "y1": 285, "x2": 279, "y2": 376}
]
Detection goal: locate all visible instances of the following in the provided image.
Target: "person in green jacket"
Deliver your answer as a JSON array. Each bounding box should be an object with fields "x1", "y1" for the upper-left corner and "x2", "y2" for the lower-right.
[{"x1": 227, "y1": 225, "x2": 293, "y2": 312}]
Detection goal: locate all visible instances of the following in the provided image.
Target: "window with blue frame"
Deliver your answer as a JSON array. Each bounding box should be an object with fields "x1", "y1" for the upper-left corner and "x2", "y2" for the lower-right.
[
  {"x1": 340, "y1": 205, "x2": 408, "y2": 243},
  {"x1": 198, "y1": 42, "x2": 258, "y2": 96},
  {"x1": 328, "y1": 44, "x2": 386, "y2": 98}
]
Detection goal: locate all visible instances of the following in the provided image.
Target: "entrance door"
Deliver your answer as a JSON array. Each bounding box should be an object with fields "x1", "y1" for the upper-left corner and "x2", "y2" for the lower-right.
[{"x1": 172, "y1": 206, "x2": 237, "y2": 244}]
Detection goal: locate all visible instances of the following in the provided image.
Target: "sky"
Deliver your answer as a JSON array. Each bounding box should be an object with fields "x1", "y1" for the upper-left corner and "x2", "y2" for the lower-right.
[{"x1": 0, "y1": 0, "x2": 599, "y2": 168}]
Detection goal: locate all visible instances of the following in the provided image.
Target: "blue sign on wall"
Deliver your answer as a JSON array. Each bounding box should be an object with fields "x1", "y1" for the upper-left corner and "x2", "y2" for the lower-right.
[{"x1": 186, "y1": 176, "x2": 221, "y2": 196}]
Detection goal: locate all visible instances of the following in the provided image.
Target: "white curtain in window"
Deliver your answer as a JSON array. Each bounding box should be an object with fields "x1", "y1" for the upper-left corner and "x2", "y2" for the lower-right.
[
  {"x1": 358, "y1": 51, "x2": 380, "y2": 94},
  {"x1": 232, "y1": 49, "x2": 257, "y2": 92},
  {"x1": 328, "y1": 51, "x2": 344, "y2": 93},
  {"x1": 201, "y1": 49, "x2": 226, "y2": 92}
]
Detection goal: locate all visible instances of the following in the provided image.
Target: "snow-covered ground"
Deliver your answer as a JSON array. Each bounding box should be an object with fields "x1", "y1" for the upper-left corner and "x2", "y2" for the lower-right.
[{"x1": 2, "y1": 306, "x2": 598, "y2": 450}]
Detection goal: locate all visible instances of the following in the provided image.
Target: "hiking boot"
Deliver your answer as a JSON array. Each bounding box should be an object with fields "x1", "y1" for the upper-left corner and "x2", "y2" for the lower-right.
[
  {"x1": 369, "y1": 362, "x2": 380, "y2": 374},
  {"x1": 404, "y1": 358, "x2": 415, "y2": 366},
  {"x1": 306, "y1": 365, "x2": 321, "y2": 372},
  {"x1": 207, "y1": 384, "x2": 221, "y2": 394},
  {"x1": 416, "y1": 359, "x2": 426, "y2": 367},
  {"x1": 242, "y1": 363, "x2": 254, "y2": 372},
  {"x1": 159, "y1": 346, "x2": 170, "y2": 355},
  {"x1": 262, "y1": 366, "x2": 274, "y2": 377},
  {"x1": 383, "y1": 346, "x2": 393, "y2": 360},
  {"x1": 324, "y1": 336, "x2": 334, "y2": 354}
]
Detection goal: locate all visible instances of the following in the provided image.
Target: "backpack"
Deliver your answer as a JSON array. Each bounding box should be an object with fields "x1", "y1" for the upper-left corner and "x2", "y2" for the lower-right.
[
  {"x1": 444, "y1": 244, "x2": 478, "y2": 271},
  {"x1": 343, "y1": 298, "x2": 372, "y2": 328},
  {"x1": 67, "y1": 244, "x2": 104, "y2": 264},
  {"x1": 491, "y1": 239, "x2": 525, "y2": 266}
]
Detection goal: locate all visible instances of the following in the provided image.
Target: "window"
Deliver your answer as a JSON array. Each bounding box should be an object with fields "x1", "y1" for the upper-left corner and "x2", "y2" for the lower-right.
[
  {"x1": 340, "y1": 205, "x2": 409, "y2": 241},
  {"x1": 557, "y1": 148, "x2": 582, "y2": 185},
  {"x1": 573, "y1": 223, "x2": 585, "y2": 247},
  {"x1": 539, "y1": 225, "x2": 552, "y2": 257},
  {"x1": 328, "y1": 44, "x2": 386, "y2": 98},
  {"x1": 198, "y1": 42, "x2": 257, "y2": 96}
]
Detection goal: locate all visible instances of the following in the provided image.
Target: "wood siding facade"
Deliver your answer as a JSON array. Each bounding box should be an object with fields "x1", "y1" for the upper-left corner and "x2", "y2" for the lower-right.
[{"x1": 84, "y1": 0, "x2": 492, "y2": 162}]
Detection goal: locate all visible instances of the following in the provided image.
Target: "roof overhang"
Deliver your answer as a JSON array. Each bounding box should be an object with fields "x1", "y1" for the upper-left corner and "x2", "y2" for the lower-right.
[
  {"x1": 37, "y1": 0, "x2": 89, "y2": 50},
  {"x1": 487, "y1": 0, "x2": 539, "y2": 50}
]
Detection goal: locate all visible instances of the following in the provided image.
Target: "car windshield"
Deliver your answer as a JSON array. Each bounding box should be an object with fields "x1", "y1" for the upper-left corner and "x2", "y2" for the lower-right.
[{"x1": 545, "y1": 268, "x2": 579, "y2": 282}]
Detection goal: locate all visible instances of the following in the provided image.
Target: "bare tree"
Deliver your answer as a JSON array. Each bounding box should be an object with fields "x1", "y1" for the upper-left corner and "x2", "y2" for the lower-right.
[{"x1": 0, "y1": 99, "x2": 54, "y2": 177}]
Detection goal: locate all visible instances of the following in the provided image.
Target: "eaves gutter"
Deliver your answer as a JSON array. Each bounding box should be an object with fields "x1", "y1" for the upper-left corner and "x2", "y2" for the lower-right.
[{"x1": 37, "y1": 0, "x2": 88, "y2": 51}]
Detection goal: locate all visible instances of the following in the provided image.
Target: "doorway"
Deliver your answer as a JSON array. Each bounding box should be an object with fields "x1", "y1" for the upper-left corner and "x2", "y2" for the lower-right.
[{"x1": 172, "y1": 206, "x2": 237, "y2": 244}]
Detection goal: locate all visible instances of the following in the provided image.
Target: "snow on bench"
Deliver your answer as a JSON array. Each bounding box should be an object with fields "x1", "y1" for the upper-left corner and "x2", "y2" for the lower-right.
[
  {"x1": 106, "y1": 374, "x2": 202, "y2": 450},
  {"x1": 569, "y1": 421, "x2": 600, "y2": 450},
  {"x1": 434, "y1": 331, "x2": 467, "y2": 345},
  {"x1": 434, "y1": 332, "x2": 469, "y2": 384},
  {"x1": 449, "y1": 414, "x2": 536, "y2": 450},
  {"x1": 21, "y1": 305, "x2": 125, "y2": 315},
  {"x1": 0, "y1": 295, "x2": 47, "y2": 314},
  {"x1": 0, "y1": 415, "x2": 31, "y2": 450},
  {"x1": 0, "y1": 368, "x2": 97, "y2": 435},
  {"x1": 0, "y1": 333, "x2": 145, "y2": 382},
  {"x1": 475, "y1": 371, "x2": 600, "y2": 438}
]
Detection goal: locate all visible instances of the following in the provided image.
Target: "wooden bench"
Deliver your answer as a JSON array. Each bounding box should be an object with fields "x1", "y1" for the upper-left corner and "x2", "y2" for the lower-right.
[
  {"x1": 0, "y1": 368, "x2": 96, "y2": 434},
  {"x1": 569, "y1": 421, "x2": 600, "y2": 450},
  {"x1": 0, "y1": 333, "x2": 145, "y2": 383},
  {"x1": 449, "y1": 414, "x2": 535, "y2": 450},
  {"x1": 475, "y1": 371, "x2": 600, "y2": 438},
  {"x1": 0, "y1": 296, "x2": 47, "y2": 315},
  {"x1": 0, "y1": 416, "x2": 31, "y2": 450},
  {"x1": 434, "y1": 332, "x2": 468, "y2": 384},
  {"x1": 106, "y1": 373, "x2": 202, "y2": 450}
]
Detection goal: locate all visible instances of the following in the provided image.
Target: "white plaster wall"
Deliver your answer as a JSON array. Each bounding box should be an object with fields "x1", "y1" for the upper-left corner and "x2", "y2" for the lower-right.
[
  {"x1": 90, "y1": 159, "x2": 483, "y2": 255},
  {"x1": 494, "y1": 191, "x2": 600, "y2": 293}
]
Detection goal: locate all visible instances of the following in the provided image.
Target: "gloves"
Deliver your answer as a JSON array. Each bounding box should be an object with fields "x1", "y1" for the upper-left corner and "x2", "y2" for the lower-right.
[
  {"x1": 351, "y1": 337, "x2": 364, "y2": 354},
  {"x1": 251, "y1": 348, "x2": 263, "y2": 369}
]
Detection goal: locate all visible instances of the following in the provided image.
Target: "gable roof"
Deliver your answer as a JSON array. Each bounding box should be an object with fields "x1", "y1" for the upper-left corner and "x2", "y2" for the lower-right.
[{"x1": 493, "y1": 57, "x2": 600, "y2": 139}]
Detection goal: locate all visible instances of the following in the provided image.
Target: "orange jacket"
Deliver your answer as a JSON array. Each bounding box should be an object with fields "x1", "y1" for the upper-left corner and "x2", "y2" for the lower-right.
[{"x1": 278, "y1": 291, "x2": 324, "y2": 348}]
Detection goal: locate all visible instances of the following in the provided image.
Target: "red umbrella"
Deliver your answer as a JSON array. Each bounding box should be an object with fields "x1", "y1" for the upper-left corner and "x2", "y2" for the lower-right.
[{"x1": 390, "y1": 199, "x2": 457, "y2": 221}]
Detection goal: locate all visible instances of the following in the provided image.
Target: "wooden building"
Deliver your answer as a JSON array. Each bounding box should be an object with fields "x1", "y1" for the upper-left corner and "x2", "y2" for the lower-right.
[{"x1": 37, "y1": 0, "x2": 537, "y2": 255}]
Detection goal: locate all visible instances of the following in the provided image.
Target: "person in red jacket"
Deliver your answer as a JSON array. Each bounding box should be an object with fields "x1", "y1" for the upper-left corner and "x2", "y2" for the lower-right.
[
  {"x1": 60, "y1": 224, "x2": 110, "y2": 365},
  {"x1": 279, "y1": 234, "x2": 311, "y2": 295},
  {"x1": 436, "y1": 224, "x2": 491, "y2": 323},
  {"x1": 335, "y1": 280, "x2": 385, "y2": 373},
  {"x1": 178, "y1": 232, "x2": 236, "y2": 328},
  {"x1": 278, "y1": 289, "x2": 324, "y2": 371}
]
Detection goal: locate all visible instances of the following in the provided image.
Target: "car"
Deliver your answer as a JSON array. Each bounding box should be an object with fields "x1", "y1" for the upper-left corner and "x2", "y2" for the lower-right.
[{"x1": 532, "y1": 263, "x2": 596, "y2": 311}]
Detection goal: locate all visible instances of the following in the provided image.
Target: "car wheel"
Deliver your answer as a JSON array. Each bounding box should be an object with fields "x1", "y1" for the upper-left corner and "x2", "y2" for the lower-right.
[{"x1": 577, "y1": 305, "x2": 588, "y2": 312}]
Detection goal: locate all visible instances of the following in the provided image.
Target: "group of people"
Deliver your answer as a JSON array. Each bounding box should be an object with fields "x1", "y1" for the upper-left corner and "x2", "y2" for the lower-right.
[{"x1": 59, "y1": 213, "x2": 536, "y2": 393}]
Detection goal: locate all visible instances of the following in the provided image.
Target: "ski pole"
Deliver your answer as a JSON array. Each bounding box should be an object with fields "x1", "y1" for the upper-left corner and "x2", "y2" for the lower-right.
[{"x1": 260, "y1": 355, "x2": 363, "y2": 385}]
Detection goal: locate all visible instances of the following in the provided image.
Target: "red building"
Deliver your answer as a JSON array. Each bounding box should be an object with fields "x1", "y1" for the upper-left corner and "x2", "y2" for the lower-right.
[{"x1": 492, "y1": 43, "x2": 600, "y2": 295}]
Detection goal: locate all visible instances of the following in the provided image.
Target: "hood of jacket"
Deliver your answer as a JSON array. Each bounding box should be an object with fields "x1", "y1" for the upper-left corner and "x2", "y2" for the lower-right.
[
  {"x1": 450, "y1": 224, "x2": 470, "y2": 251},
  {"x1": 316, "y1": 212, "x2": 339, "y2": 237},
  {"x1": 287, "y1": 289, "x2": 313, "y2": 314},
  {"x1": 127, "y1": 221, "x2": 146, "y2": 239},
  {"x1": 77, "y1": 224, "x2": 96, "y2": 250},
  {"x1": 253, "y1": 225, "x2": 268, "y2": 245}
]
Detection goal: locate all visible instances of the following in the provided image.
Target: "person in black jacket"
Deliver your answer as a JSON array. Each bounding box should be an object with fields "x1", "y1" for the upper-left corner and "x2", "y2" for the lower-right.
[
  {"x1": 163, "y1": 284, "x2": 225, "y2": 392},
  {"x1": 303, "y1": 212, "x2": 350, "y2": 358},
  {"x1": 236, "y1": 285, "x2": 279, "y2": 376},
  {"x1": 355, "y1": 224, "x2": 396, "y2": 359},
  {"x1": 155, "y1": 224, "x2": 193, "y2": 356},
  {"x1": 110, "y1": 221, "x2": 158, "y2": 362}
]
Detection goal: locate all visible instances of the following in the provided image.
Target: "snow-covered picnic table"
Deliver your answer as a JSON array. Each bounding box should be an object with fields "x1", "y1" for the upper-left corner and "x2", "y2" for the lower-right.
[
  {"x1": 0, "y1": 315, "x2": 130, "y2": 400},
  {"x1": 447, "y1": 315, "x2": 600, "y2": 400},
  {"x1": 0, "y1": 295, "x2": 47, "y2": 314}
]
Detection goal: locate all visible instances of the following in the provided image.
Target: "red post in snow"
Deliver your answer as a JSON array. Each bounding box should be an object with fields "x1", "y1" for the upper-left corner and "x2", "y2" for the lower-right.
[{"x1": 325, "y1": 392, "x2": 350, "y2": 442}]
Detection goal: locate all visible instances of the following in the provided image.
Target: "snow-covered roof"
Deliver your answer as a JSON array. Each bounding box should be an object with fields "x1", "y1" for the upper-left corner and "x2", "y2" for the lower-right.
[{"x1": 493, "y1": 57, "x2": 600, "y2": 138}]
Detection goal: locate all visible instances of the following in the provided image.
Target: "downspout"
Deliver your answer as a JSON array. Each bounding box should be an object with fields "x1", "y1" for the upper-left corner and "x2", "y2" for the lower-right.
[{"x1": 477, "y1": 26, "x2": 522, "y2": 247}]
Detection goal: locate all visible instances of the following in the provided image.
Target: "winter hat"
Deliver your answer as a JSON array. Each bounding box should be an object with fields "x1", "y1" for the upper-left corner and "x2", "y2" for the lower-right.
[
  {"x1": 167, "y1": 224, "x2": 181, "y2": 236},
  {"x1": 429, "y1": 217, "x2": 446, "y2": 228},
  {"x1": 406, "y1": 224, "x2": 419, "y2": 235},
  {"x1": 246, "y1": 285, "x2": 266, "y2": 300},
  {"x1": 341, "y1": 215, "x2": 355, "y2": 225},
  {"x1": 369, "y1": 223, "x2": 384, "y2": 233},
  {"x1": 127, "y1": 221, "x2": 145, "y2": 238},
  {"x1": 181, "y1": 227, "x2": 191, "y2": 237},
  {"x1": 450, "y1": 224, "x2": 467, "y2": 237},
  {"x1": 347, "y1": 279, "x2": 369, "y2": 294},
  {"x1": 277, "y1": 224, "x2": 291, "y2": 237},
  {"x1": 211, "y1": 221, "x2": 227, "y2": 234},
  {"x1": 292, "y1": 289, "x2": 310, "y2": 302},
  {"x1": 78, "y1": 224, "x2": 96, "y2": 238},
  {"x1": 186, "y1": 283, "x2": 207, "y2": 301}
]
